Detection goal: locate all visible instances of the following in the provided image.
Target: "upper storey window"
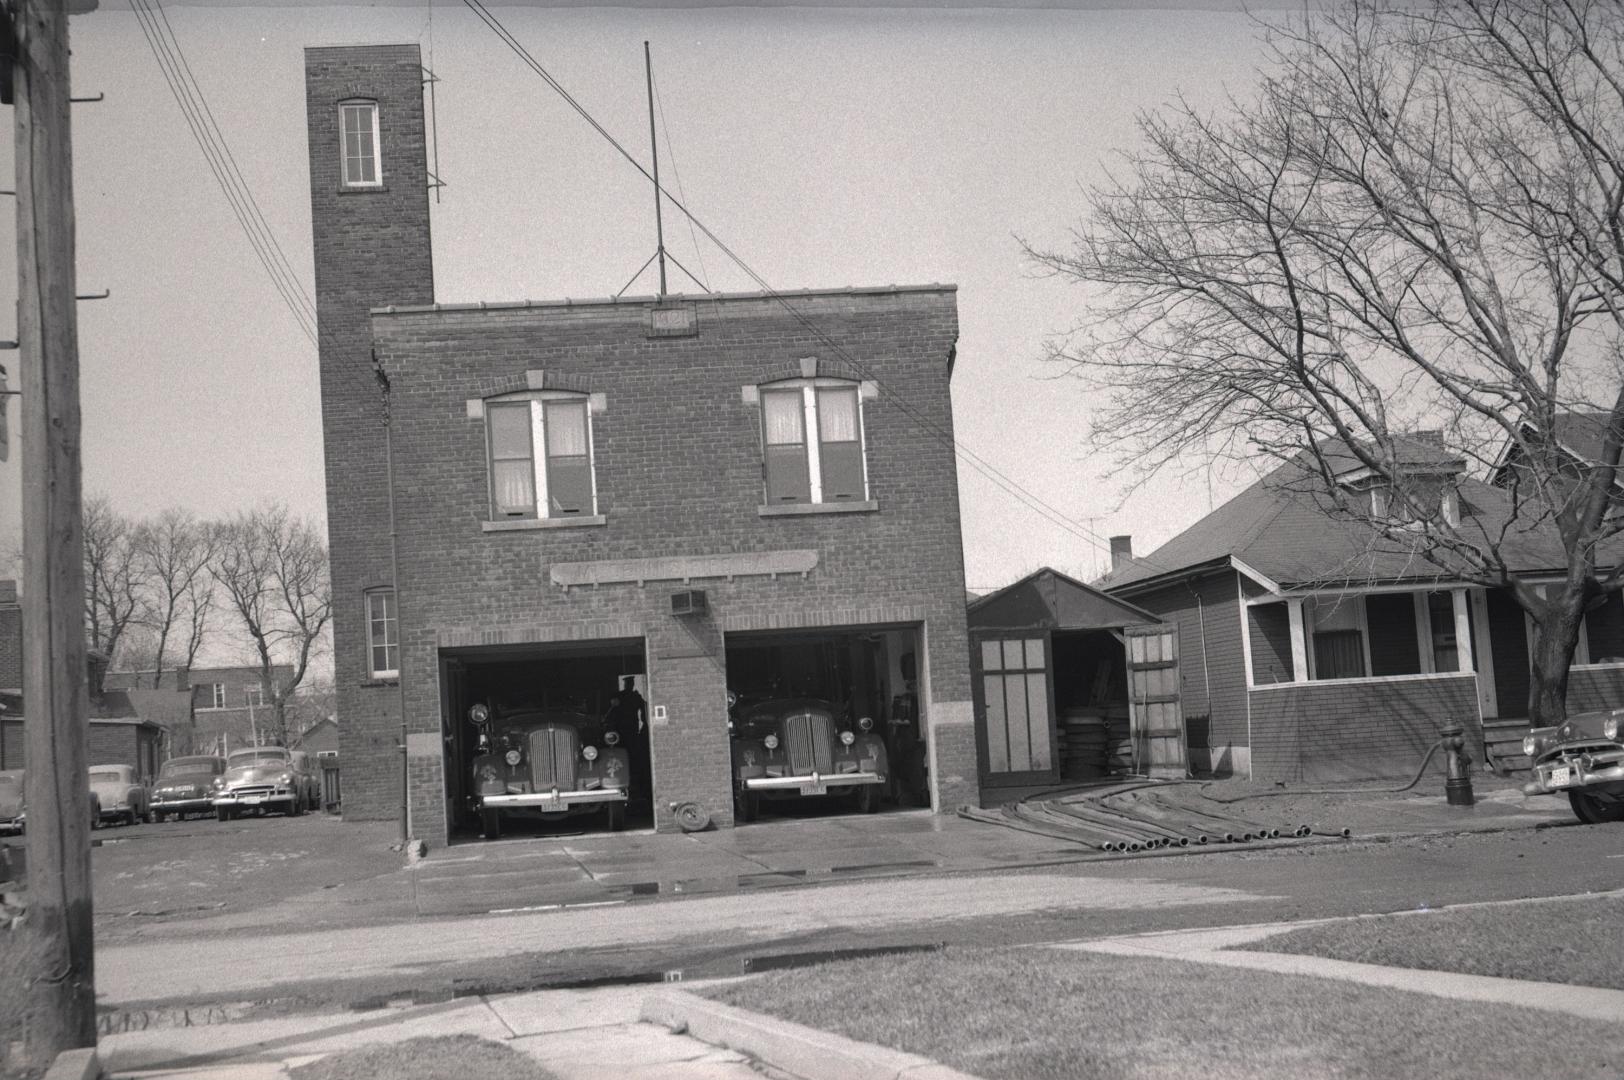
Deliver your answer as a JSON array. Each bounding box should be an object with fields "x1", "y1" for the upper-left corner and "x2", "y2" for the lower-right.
[
  {"x1": 761, "y1": 380, "x2": 868, "y2": 505},
  {"x1": 340, "y1": 101, "x2": 381, "y2": 188},
  {"x1": 486, "y1": 393, "x2": 597, "y2": 520}
]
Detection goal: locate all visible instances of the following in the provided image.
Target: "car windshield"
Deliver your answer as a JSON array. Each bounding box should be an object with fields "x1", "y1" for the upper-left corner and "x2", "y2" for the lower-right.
[
  {"x1": 160, "y1": 761, "x2": 218, "y2": 778},
  {"x1": 230, "y1": 752, "x2": 288, "y2": 767},
  {"x1": 89, "y1": 771, "x2": 123, "y2": 783}
]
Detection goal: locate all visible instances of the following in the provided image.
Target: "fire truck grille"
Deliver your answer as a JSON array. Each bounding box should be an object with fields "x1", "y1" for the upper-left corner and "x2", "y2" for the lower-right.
[
  {"x1": 784, "y1": 712, "x2": 834, "y2": 775},
  {"x1": 529, "y1": 727, "x2": 578, "y2": 791}
]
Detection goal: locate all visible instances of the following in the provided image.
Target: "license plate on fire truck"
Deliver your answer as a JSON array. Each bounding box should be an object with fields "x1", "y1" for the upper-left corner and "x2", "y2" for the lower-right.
[
  {"x1": 799, "y1": 782, "x2": 827, "y2": 796},
  {"x1": 534, "y1": 796, "x2": 564, "y2": 811},
  {"x1": 1549, "y1": 766, "x2": 1572, "y2": 788}
]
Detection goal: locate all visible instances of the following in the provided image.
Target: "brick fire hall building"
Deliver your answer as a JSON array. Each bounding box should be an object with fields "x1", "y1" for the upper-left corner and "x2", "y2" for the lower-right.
[{"x1": 306, "y1": 44, "x2": 977, "y2": 844}]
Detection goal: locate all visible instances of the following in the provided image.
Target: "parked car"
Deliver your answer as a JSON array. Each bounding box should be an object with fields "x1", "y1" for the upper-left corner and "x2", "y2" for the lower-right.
[
  {"x1": 150, "y1": 755, "x2": 227, "y2": 821},
  {"x1": 0, "y1": 770, "x2": 22, "y2": 834},
  {"x1": 212, "y1": 747, "x2": 319, "y2": 819},
  {"x1": 1521, "y1": 706, "x2": 1624, "y2": 824},
  {"x1": 5, "y1": 772, "x2": 102, "y2": 834},
  {"x1": 89, "y1": 764, "x2": 150, "y2": 826},
  {"x1": 468, "y1": 703, "x2": 629, "y2": 838},
  {"x1": 729, "y1": 696, "x2": 888, "y2": 822}
]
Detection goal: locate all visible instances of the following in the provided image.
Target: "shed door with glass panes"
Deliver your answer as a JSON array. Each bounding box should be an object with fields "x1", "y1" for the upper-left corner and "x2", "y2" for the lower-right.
[{"x1": 974, "y1": 634, "x2": 1059, "y2": 786}]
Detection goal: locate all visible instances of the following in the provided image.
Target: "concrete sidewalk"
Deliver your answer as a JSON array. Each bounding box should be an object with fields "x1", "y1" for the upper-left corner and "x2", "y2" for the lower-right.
[
  {"x1": 1052, "y1": 904, "x2": 1624, "y2": 1022},
  {"x1": 100, "y1": 984, "x2": 780, "y2": 1080}
]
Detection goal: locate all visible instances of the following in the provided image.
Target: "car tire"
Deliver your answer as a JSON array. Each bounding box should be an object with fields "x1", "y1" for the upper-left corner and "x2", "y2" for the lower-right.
[
  {"x1": 481, "y1": 807, "x2": 501, "y2": 840},
  {"x1": 216, "y1": 806, "x2": 231, "y2": 822},
  {"x1": 855, "y1": 784, "x2": 880, "y2": 815},
  {"x1": 1569, "y1": 789, "x2": 1624, "y2": 824},
  {"x1": 153, "y1": 811, "x2": 166, "y2": 824},
  {"x1": 125, "y1": 809, "x2": 138, "y2": 827},
  {"x1": 605, "y1": 802, "x2": 626, "y2": 832}
]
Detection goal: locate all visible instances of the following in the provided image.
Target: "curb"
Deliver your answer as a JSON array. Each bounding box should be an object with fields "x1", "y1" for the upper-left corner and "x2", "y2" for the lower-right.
[
  {"x1": 641, "y1": 987, "x2": 983, "y2": 1080},
  {"x1": 43, "y1": 1047, "x2": 100, "y2": 1080}
]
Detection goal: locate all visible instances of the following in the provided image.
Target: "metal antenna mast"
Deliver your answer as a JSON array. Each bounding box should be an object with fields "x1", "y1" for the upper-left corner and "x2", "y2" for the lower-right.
[{"x1": 645, "y1": 40, "x2": 667, "y2": 297}]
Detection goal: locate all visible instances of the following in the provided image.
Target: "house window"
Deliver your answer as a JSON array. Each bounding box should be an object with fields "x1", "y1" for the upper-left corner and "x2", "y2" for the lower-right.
[
  {"x1": 367, "y1": 589, "x2": 398, "y2": 679},
  {"x1": 210, "y1": 683, "x2": 225, "y2": 709},
  {"x1": 339, "y1": 101, "x2": 381, "y2": 188},
  {"x1": 1307, "y1": 598, "x2": 1367, "y2": 679},
  {"x1": 1371, "y1": 477, "x2": 1459, "y2": 528},
  {"x1": 1428, "y1": 592, "x2": 1461, "y2": 672},
  {"x1": 485, "y1": 393, "x2": 597, "y2": 519},
  {"x1": 760, "y1": 380, "x2": 867, "y2": 504},
  {"x1": 243, "y1": 686, "x2": 264, "y2": 708}
]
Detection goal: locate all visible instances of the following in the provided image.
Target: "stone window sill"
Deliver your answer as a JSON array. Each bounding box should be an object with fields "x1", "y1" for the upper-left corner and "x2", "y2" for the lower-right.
[
  {"x1": 758, "y1": 500, "x2": 879, "y2": 518},
  {"x1": 337, "y1": 185, "x2": 388, "y2": 195},
  {"x1": 482, "y1": 515, "x2": 607, "y2": 533},
  {"x1": 360, "y1": 677, "x2": 399, "y2": 688}
]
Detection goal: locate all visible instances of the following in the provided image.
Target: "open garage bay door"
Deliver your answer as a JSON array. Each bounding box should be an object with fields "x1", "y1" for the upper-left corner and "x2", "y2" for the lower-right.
[
  {"x1": 724, "y1": 626, "x2": 925, "y2": 821},
  {"x1": 441, "y1": 639, "x2": 650, "y2": 841}
]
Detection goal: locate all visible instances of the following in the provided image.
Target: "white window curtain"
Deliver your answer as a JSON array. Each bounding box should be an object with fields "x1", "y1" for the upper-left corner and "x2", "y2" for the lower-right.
[
  {"x1": 487, "y1": 403, "x2": 535, "y2": 514},
  {"x1": 763, "y1": 390, "x2": 804, "y2": 446},
  {"x1": 817, "y1": 388, "x2": 858, "y2": 442},
  {"x1": 545, "y1": 401, "x2": 589, "y2": 457}
]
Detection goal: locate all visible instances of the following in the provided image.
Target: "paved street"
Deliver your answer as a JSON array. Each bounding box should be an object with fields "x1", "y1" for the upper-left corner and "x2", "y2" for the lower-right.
[{"x1": 93, "y1": 806, "x2": 1620, "y2": 1010}]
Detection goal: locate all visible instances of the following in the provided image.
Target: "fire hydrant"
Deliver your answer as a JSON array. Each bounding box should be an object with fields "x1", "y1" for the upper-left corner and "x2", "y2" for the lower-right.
[{"x1": 1439, "y1": 721, "x2": 1475, "y2": 807}]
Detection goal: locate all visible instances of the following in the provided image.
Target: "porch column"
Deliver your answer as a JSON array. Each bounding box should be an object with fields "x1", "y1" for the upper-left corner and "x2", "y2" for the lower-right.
[
  {"x1": 1287, "y1": 598, "x2": 1309, "y2": 683},
  {"x1": 1451, "y1": 588, "x2": 1474, "y2": 672},
  {"x1": 1412, "y1": 593, "x2": 1435, "y2": 674}
]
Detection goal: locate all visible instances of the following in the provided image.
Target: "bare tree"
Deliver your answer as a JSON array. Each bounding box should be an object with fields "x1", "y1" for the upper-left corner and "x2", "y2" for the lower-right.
[
  {"x1": 1028, "y1": 0, "x2": 1624, "y2": 725},
  {"x1": 210, "y1": 507, "x2": 332, "y2": 745},
  {"x1": 131, "y1": 509, "x2": 216, "y2": 688},
  {"x1": 82, "y1": 495, "x2": 145, "y2": 663}
]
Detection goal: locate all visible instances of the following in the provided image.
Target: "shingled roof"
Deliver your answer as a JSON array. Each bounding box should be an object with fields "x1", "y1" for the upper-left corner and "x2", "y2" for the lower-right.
[{"x1": 1105, "y1": 447, "x2": 1605, "y2": 594}]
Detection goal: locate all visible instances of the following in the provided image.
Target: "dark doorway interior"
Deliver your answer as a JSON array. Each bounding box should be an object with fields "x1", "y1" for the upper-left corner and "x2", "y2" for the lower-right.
[
  {"x1": 725, "y1": 626, "x2": 925, "y2": 820},
  {"x1": 441, "y1": 640, "x2": 650, "y2": 841},
  {"x1": 1051, "y1": 629, "x2": 1131, "y2": 780}
]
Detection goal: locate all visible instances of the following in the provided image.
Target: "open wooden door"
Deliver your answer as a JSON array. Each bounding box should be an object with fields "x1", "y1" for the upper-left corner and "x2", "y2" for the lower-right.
[
  {"x1": 1124, "y1": 624, "x2": 1187, "y2": 779},
  {"x1": 973, "y1": 633, "x2": 1059, "y2": 788}
]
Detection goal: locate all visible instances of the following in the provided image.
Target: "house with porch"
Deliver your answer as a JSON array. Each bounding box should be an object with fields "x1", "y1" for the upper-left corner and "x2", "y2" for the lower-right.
[{"x1": 1104, "y1": 446, "x2": 1624, "y2": 783}]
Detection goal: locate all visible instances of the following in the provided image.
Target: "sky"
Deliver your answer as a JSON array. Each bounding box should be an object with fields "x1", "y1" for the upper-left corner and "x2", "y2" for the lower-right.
[{"x1": 0, "y1": 1, "x2": 1283, "y2": 617}]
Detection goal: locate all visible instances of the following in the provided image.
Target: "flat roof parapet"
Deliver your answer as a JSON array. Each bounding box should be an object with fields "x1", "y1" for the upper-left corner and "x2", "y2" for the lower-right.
[{"x1": 370, "y1": 282, "x2": 956, "y2": 318}]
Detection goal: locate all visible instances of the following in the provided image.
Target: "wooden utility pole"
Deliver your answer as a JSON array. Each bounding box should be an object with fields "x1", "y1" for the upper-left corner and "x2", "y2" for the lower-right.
[{"x1": 15, "y1": 0, "x2": 96, "y2": 1062}]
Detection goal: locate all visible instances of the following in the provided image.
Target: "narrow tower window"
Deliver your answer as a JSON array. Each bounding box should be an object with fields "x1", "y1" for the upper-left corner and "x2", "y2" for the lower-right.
[{"x1": 340, "y1": 101, "x2": 382, "y2": 187}]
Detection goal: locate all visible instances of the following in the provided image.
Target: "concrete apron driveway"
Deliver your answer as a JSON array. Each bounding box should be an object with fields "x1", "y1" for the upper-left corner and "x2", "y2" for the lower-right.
[
  {"x1": 408, "y1": 810, "x2": 1088, "y2": 917},
  {"x1": 409, "y1": 787, "x2": 1570, "y2": 918}
]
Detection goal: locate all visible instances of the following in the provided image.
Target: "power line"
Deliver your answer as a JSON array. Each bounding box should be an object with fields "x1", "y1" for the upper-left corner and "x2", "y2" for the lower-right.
[
  {"x1": 460, "y1": 0, "x2": 1166, "y2": 569},
  {"x1": 130, "y1": 0, "x2": 318, "y2": 345}
]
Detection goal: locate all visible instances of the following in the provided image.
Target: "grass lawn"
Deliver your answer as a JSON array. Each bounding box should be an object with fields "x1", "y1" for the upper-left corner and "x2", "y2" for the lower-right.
[
  {"x1": 1250, "y1": 893, "x2": 1624, "y2": 989},
  {"x1": 706, "y1": 946, "x2": 1624, "y2": 1080},
  {"x1": 289, "y1": 1035, "x2": 557, "y2": 1080}
]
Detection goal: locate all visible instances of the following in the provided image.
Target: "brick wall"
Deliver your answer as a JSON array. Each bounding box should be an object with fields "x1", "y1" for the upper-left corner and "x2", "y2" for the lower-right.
[
  {"x1": 369, "y1": 290, "x2": 972, "y2": 845},
  {"x1": 1248, "y1": 674, "x2": 1481, "y2": 783},
  {"x1": 1116, "y1": 571, "x2": 1249, "y2": 772},
  {"x1": 305, "y1": 44, "x2": 434, "y2": 823}
]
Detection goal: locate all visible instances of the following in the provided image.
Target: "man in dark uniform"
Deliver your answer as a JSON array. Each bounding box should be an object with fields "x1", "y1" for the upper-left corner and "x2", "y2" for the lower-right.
[{"x1": 605, "y1": 676, "x2": 649, "y2": 810}]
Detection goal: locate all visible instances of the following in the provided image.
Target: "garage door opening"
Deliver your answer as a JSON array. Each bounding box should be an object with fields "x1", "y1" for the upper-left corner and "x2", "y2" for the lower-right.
[
  {"x1": 724, "y1": 626, "x2": 925, "y2": 823},
  {"x1": 1052, "y1": 630, "x2": 1132, "y2": 781},
  {"x1": 440, "y1": 640, "x2": 650, "y2": 842}
]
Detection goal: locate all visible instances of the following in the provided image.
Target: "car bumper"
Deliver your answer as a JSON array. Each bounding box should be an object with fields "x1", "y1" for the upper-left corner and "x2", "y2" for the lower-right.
[
  {"x1": 152, "y1": 796, "x2": 213, "y2": 813},
  {"x1": 1522, "y1": 748, "x2": 1624, "y2": 795},
  {"x1": 481, "y1": 789, "x2": 627, "y2": 811},
  {"x1": 213, "y1": 789, "x2": 296, "y2": 808},
  {"x1": 744, "y1": 771, "x2": 883, "y2": 795},
  {"x1": 0, "y1": 817, "x2": 21, "y2": 834}
]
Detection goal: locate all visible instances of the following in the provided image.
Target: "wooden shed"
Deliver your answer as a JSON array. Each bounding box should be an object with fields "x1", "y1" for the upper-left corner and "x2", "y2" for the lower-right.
[{"x1": 967, "y1": 568, "x2": 1187, "y2": 799}]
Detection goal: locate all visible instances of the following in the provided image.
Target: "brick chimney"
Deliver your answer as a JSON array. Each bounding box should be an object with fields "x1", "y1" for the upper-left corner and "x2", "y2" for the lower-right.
[
  {"x1": 86, "y1": 649, "x2": 110, "y2": 704},
  {"x1": 1109, "y1": 535, "x2": 1134, "y2": 571},
  {"x1": 0, "y1": 580, "x2": 19, "y2": 691}
]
